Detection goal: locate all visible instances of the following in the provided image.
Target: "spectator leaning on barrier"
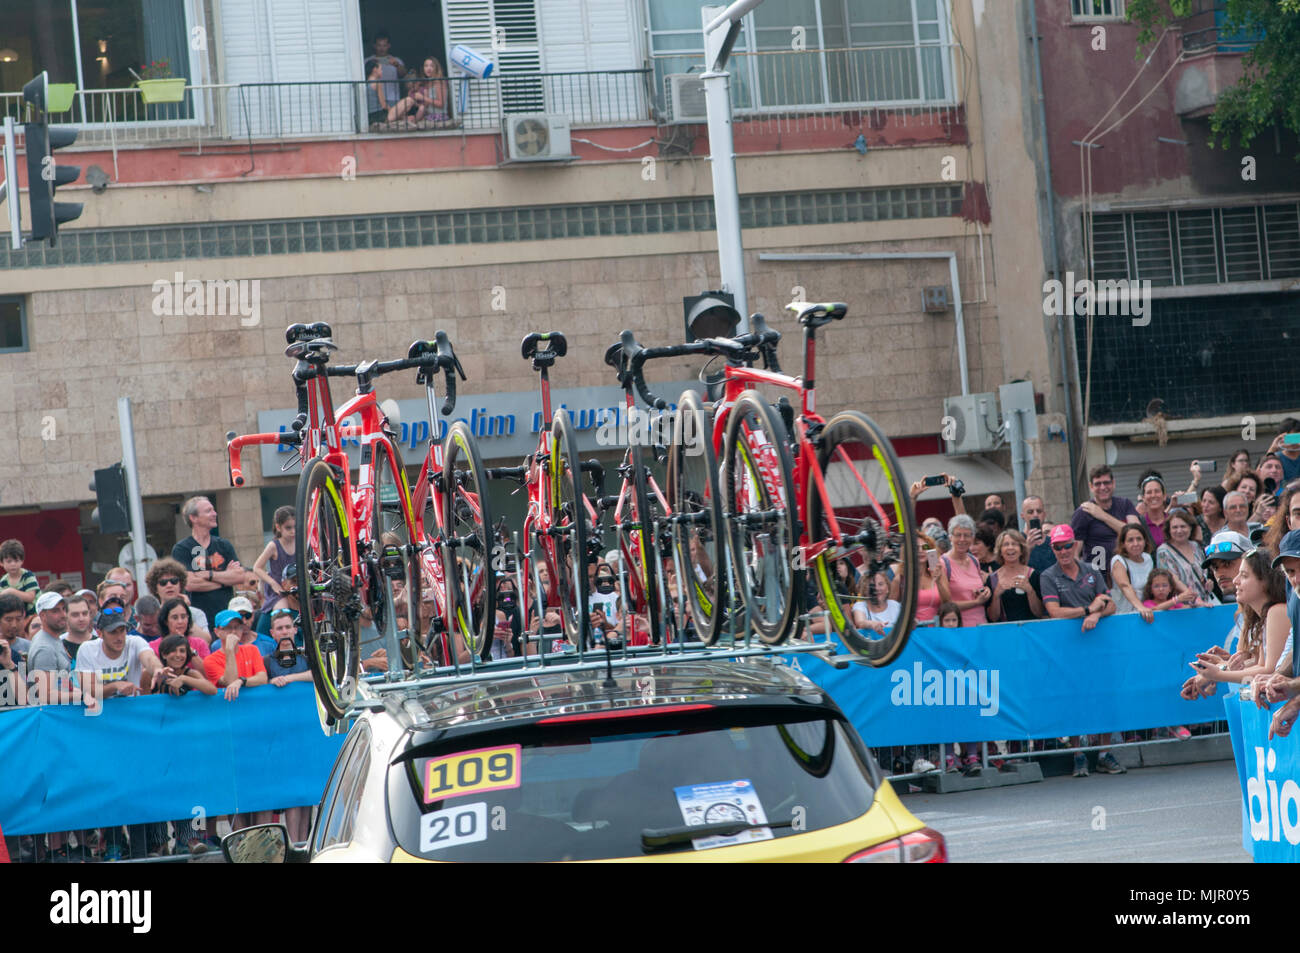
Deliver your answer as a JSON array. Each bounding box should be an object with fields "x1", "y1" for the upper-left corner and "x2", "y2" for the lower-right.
[
  {"x1": 0, "y1": 592, "x2": 30, "y2": 665},
  {"x1": 75, "y1": 607, "x2": 163, "y2": 699},
  {"x1": 1189, "y1": 549, "x2": 1288, "y2": 688},
  {"x1": 203, "y1": 610, "x2": 268, "y2": 701},
  {"x1": 263, "y1": 613, "x2": 311, "y2": 687},
  {"x1": 172, "y1": 496, "x2": 243, "y2": 630},
  {"x1": 941, "y1": 514, "x2": 991, "y2": 628},
  {"x1": 0, "y1": 539, "x2": 39, "y2": 615},
  {"x1": 986, "y1": 529, "x2": 1044, "y2": 622},
  {"x1": 26, "y1": 592, "x2": 81, "y2": 705},
  {"x1": 1040, "y1": 525, "x2": 1115, "y2": 630},
  {"x1": 1109, "y1": 523, "x2": 1155, "y2": 616},
  {"x1": 146, "y1": 558, "x2": 211, "y2": 635},
  {"x1": 1070, "y1": 465, "x2": 1141, "y2": 583},
  {"x1": 1254, "y1": 529, "x2": 1300, "y2": 737},
  {"x1": 147, "y1": 634, "x2": 217, "y2": 697}
]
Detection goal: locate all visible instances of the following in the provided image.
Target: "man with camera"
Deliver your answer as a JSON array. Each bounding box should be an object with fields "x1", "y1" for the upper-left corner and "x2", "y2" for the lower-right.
[{"x1": 909, "y1": 473, "x2": 968, "y2": 517}]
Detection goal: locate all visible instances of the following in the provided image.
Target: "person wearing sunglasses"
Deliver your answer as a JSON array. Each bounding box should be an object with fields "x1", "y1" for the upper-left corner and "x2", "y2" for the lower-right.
[
  {"x1": 1069, "y1": 464, "x2": 1141, "y2": 585},
  {"x1": 1179, "y1": 530, "x2": 1251, "y2": 702},
  {"x1": 145, "y1": 558, "x2": 211, "y2": 635}
]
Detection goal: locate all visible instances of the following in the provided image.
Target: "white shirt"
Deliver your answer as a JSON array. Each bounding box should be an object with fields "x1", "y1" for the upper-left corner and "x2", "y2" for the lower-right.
[
  {"x1": 852, "y1": 599, "x2": 901, "y2": 629},
  {"x1": 74, "y1": 634, "x2": 152, "y2": 687}
]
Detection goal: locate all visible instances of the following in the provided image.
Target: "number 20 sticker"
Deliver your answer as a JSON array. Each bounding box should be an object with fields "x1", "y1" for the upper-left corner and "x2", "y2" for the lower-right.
[
  {"x1": 420, "y1": 802, "x2": 487, "y2": 853},
  {"x1": 424, "y1": 744, "x2": 521, "y2": 803}
]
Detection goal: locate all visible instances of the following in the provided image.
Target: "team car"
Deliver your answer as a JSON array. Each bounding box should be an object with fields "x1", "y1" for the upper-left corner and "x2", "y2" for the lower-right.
[{"x1": 223, "y1": 658, "x2": 946, "y2": 863}]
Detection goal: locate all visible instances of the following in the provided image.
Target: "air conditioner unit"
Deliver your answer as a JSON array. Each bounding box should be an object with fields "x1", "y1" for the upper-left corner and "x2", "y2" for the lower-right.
[
  {"x1": 666, "y1": 73, "x2": 707, "y2": 123},
  {"x1": 943, "y1": 392, "x2": 1002, "y2": 455},
  {"x1": 503, "y1": 113, "x2": 573, "y2": 162}
]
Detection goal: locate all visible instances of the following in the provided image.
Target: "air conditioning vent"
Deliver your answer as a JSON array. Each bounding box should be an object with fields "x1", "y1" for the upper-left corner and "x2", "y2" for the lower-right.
[
  {"x1": 666, "y1": 74, "x2": 706, "y2": 123},
  {"x1": 504, "y1": 113, "x2": 573, "y2": 162},
  {"x1": 943, "y1": 393, "x2": 1002, "y2": 455}
]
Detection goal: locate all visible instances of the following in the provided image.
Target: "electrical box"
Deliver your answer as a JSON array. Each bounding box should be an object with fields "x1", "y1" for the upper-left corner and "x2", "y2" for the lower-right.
[
  {"x1": 943, "y1": 392, "x2": 1001, "y2": 455},
  {"x1": 922, "y1": 285, "x2": 951, "y2": 312}
]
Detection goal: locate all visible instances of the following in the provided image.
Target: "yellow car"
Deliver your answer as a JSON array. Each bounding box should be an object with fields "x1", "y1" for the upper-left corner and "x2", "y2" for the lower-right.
[{"x1": 223, "y1": 659, "x2": 946, "y2": 863}]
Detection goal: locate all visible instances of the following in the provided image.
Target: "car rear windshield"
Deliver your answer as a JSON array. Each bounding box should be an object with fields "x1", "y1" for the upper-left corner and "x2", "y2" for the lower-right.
[{"x1": 388, "y1": 708, "x2": 876, "y2": 861}]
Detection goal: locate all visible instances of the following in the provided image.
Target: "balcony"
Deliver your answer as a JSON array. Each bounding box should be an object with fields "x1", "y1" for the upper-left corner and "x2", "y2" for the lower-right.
[
  {"x1": 1173, "y1": 2, "x2": 1263, "y2": 117},
  {"x1": 0, "y1": 69, "x2": 654, "y2": 149}
]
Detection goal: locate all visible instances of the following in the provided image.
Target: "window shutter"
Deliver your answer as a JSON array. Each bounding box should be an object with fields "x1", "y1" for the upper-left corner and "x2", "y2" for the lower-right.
[{"x1": 538, "y1": 0, "x2": 642, "y2": 122}]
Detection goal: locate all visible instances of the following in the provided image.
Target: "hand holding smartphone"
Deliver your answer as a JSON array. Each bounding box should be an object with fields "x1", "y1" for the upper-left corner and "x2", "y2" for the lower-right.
[{"x1": 922, "y1": 474, "x2": 947, "y2": 487}]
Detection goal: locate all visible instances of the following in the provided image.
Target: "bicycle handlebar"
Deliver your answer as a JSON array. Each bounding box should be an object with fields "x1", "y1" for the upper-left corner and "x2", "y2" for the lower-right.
[
  {"x1": 407, "y1": 330, "x2": 467, "y2": 415},
  {"x1": 608, "y1": 312, "x2": 783, "y2": 410}
]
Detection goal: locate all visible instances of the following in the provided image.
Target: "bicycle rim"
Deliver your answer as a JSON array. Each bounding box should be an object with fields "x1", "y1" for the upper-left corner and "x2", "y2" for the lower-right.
[
  {"x1": 626, "y1": 441, "x2": 663, "y2": 644},
  {"x1": 442, "y1": 421, "x2": 496, "y2": 662},
  {"x1": 807, "y1": 409, "x2": 918, "y2": 666},
  {"x1": 371, "y1": 441, "x2": 420, "y2": 670},
  {"x1": 296, "y1": 457, "x2": 359, "y2": 722},
  {"x1": 549, "y1": 411, "x2": 591, "y2": 647},
  {"x1": 722, "y1": 391, "x2": 799, "y2": 643},
  {"x1": 669, "y1": 390, "x2": 725, "y2": 644}
]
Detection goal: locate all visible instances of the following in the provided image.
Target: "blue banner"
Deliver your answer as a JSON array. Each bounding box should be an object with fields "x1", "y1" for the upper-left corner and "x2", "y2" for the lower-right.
[
  {"x1": 0, "y1": 683, "x2": 345, "y2": 836},
  {"x1": 1227, "y1": 695, "x2": 1300, "y2": 863},
  {"x1": 792, "y1": 605, "x2": 1238, "y2": 747}
]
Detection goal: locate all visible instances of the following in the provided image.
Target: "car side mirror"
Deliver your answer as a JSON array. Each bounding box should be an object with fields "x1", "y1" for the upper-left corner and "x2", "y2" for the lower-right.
[{"x1": 221, "y1": 823, "x2": 305, "y2": 863}]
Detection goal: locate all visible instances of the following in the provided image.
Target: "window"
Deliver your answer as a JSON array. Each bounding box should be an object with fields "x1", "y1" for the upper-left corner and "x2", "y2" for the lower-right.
[
  {"x1": 1070, "y1": 0, "x2": 1125, "y2": 20},
  {"x1": 0, "y1": 298, "x2": 28, "y2": 353},
  {"x1": 313, "y1": 724, "x2": 370, "y2": 853},
  {"x1": 648, "y1": 0, "x2": 954, "y2": 115},
  {"x1": 0, "y1": 0, "x2": 199, "y2": 122}
]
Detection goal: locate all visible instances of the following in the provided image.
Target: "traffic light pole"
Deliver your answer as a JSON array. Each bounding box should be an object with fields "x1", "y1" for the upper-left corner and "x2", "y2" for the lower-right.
[
  {"x1": 1, "y1": 118, "x2": 19, "y2": 250},
  {"x1": 118, "y1": 397, "x2": 150, "y2": 584}
]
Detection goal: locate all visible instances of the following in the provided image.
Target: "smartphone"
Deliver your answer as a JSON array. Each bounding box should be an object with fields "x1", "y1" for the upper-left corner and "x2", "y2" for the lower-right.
[
  {"x1": 1285, "y1": 433, "x2": 1300, "y2": 446},
  {"x1": 1028, "y1": 518, "x2": 1042, "y2": 531},
  {"x1": 1195, "y1": 459, "x2": 1217, "y2": 472},
  {"x1": 923, "y1": 475, "x2": 946, "y2": 487},
  {"x1": 1173, "y1": 492, "x2": 1197, "y2": 504}
]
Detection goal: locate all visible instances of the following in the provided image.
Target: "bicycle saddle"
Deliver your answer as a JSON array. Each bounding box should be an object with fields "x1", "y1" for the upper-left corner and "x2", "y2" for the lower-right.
[
  {"x1": 521, "y1": 331, "x2": 568, "y2": 368},
  {"x1": 284, "y1": 337, "x2": 339, "y2": 360},
  {"x1": 785, "y1": 301, "x2": 848, "y2": 326}
]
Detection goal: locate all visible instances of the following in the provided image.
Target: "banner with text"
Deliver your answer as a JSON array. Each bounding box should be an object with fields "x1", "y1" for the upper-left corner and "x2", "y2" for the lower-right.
[{"x1": 1227, "y1": 694, "x2": 1300, "y2": 863}]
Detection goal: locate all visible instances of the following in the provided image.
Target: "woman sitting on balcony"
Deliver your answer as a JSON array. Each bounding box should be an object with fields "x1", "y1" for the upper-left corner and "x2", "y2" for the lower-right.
[{"x1": 409, "y1": 57, "x2": 449, "y2": 124}]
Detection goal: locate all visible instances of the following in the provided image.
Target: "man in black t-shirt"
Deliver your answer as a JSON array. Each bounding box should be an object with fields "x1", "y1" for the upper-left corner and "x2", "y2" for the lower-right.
[{"x1": 172, "y1": 496, "x2": 243, "y2": 626}]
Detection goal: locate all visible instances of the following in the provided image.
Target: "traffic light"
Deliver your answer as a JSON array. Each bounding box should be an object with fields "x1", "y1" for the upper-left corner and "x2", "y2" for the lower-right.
[
  {"x1": 90, "y1": 463, "x2": 131, "y2": 535},
  {"x1": 22, "y1": 72, "x2": 81, "y2": 245},
  {"x1": 683, "y1": 291, "x2": 740, "y2": 341}
]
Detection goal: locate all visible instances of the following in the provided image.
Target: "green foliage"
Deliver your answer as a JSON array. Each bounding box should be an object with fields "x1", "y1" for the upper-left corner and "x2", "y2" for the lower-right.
[{"x1": 1127, "y1": 0, "x2": 1300, "y2": 157}]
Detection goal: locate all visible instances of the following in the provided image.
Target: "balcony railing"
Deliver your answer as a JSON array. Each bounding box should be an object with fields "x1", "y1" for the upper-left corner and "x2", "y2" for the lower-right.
[
  {"x1": 1179, "y1": 2, "x2": 1263, "y2": 54},
  {"x1": 0, "y1": 69, "x2": 654, "y2": 149},
  {"x1": 653, "y1": 43, "x2": 966, "y2": 132}
]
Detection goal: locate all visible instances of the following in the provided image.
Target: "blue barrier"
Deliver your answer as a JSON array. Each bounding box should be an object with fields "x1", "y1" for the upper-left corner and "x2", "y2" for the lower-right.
[
  {"x1": 1227, "y1": 694, "x2": 1300, "y2": 862},
  {"x1": 0, "y1": 682, "x2": 345, "y2": 836},
  {"x1": 793, "y1": 605, "x2": 1238, "y2": 748}
]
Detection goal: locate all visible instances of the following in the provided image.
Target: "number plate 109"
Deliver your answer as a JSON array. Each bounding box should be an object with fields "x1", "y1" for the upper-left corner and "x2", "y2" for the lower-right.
[{"x1": 423, "y1": 744, "x2": 521, "y2": 803}]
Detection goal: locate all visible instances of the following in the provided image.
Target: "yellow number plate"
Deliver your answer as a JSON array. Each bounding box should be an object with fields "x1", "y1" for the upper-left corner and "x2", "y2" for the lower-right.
[{"x1": 424, "y1": 744, "x2": 521, "y2": 803}]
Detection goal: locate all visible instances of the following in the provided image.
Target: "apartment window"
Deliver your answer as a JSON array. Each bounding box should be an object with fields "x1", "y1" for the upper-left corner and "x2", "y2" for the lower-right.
[
  {"x1": 0, "y1": 298, "x2": 28, "y2": 353},
  {"x1": 1071, "y1": 0, "x2": 1126, "y2": 20},
  {"x1": 649, "y1": 0, "x2": 954, "y2": 115}
]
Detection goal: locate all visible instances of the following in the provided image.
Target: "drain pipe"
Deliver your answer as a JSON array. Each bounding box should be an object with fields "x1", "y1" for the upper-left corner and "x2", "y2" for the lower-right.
[
  {"x1": 758, "y1": 251, "x2": 969, "y2": 395},
  {"x1": 1028, "y1": 0, "x2": 1080, "y2": 505}
]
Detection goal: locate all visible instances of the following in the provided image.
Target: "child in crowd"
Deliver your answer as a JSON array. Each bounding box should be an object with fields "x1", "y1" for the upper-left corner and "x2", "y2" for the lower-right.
[
  {"x1": 1141, "y1": 569, "x2": 1196, "y2": 611},
  {"x1": 0, "y1": 539, "x2": 39, "y2": 616},
  {"x1": 937, "y1": 602, "x2": 962, "y2": 628}
]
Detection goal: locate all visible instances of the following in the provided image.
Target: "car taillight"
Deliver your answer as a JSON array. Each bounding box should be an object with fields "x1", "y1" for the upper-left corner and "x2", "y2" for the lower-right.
[{"x1": 843, "y1": 828, "x2": 947, "y2": 863}]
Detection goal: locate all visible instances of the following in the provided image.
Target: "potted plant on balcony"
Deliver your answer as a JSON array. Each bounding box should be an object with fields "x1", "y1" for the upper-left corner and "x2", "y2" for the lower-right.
[{"x1": 133, "y1": 59, "x2": 186, "y2": 104}]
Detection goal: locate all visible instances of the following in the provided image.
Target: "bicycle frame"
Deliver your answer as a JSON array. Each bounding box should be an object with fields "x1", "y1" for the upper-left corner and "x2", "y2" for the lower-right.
[{"x1": 609, "y1": 387, "x2": 673, "y2": 615}]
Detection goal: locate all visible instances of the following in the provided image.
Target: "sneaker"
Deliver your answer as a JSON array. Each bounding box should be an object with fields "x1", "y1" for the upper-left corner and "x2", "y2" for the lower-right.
[
  {"x1": 1072, "y1": 753, "x2": 1089, "y2": 777},
  {"x1": 1096, "y1": 752, "x2": 1127, "y2": 774},
  {"x1": 1175, "y1": 726, "x2": 1192, "y2": 740},
  {"x1": 961, "y1": 756, "x2": 982, "y2": 777},
  {"x1": 945, "y1": 754, "x2": 958, "y2": 772},
  {"x1": 186, "y1": 838, "x2": 208, "y2": 856},
  {"x1": 912, "y1": 757, "x2": 938, "y2": 774},
  {"x1": 102, "y1": 845, "x2": 123, "y2": 862}
]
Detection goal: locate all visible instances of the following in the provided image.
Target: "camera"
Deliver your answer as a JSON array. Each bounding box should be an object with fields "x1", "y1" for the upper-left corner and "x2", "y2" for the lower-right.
[{"x1": 948, "y1": 478, "x2": 966, "y2": 498}]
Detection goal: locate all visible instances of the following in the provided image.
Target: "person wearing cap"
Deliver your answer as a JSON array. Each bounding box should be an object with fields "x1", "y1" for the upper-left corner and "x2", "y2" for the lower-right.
[
  {"x1": 1040, "y1": 525, "x2": 1115, "y2": 629},
  {"x1": 202, "y1": 610, "x2": 268, "y2": 701},
  {"x1": 1069, "y1": 464, "x2": 1141, "y2": 584},
  {"x1": 74, "y1": 605, "x2": 163, "y2": 698},
  {"x1": 1178, "y1": 530, "x2": 1251, "y2": 703}
]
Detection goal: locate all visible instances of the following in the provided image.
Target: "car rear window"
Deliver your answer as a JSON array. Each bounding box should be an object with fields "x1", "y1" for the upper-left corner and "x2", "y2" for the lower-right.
[{"x1": 388, "y1": 709, "x2": 876, "y2": 861}]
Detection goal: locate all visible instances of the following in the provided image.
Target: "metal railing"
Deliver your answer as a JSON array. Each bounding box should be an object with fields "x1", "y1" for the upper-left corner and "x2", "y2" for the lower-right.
[
  {"x1": 1179, "y1": 2, "x2": 1263, "y2": 54},
  {"x1": 654, "y1": 43, "x2": 967, "y2": 134},
  {"x1": 0, "y1": 69, "x2": 654, "y2": 150}
]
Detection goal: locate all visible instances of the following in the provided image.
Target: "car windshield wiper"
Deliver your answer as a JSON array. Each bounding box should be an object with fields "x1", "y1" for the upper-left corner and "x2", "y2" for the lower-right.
[{"x1": 641, "y1": 819, "x2": 793, "y2": 852}]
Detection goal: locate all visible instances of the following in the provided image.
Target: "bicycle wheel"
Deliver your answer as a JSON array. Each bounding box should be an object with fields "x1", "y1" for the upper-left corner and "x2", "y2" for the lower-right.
[
  {"x1": 622, "y1": 441, "x2": 663, "y2": 644},
  {"x1": 549, "y1": 410, "x2": 591, "y2": 647},
  {"x1": 371, "y1": 440, "x2": 421, "y2": 670},
  {"x1": 668, "y1": 389, "x2": 725, "y2": 644},
  {"x1": 721, "y1": 391, "x2": 800, "y2": 643},
  {"x1": 441, "y1": 421, "x2": 496, "y2": 662},
  {"x1": 806, "y1": 409, "x2": 918, "y2": 666},
  {"x1": 296, "y1": 456, "x2": 360, "y2": 722}
]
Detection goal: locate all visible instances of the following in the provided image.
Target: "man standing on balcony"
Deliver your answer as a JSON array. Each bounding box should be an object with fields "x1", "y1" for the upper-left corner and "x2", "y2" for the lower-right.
[{"x1": 365, "y1": 31, "x2": 406, "y2": 114}]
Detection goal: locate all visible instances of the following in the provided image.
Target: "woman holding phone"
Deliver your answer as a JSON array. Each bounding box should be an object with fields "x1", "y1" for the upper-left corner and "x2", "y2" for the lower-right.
[
  {"x1": 913, "y1": 539, "x2": 951, "y2": 625},
  {"x1": 986, "y1": 529, "x2": 1044, "y2": 622}
]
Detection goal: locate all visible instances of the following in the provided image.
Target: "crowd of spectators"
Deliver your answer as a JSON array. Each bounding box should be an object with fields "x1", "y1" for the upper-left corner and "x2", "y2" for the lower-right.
[{"x1": 0, "y1": 496, "x2": 311, "y2": 862}]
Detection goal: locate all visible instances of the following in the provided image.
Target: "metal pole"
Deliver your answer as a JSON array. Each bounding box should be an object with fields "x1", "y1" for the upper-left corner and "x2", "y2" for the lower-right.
[
  {"x1": 703, "y1": 2, "x2": 762, "y2": 328},
  {"x1": 1007, "y1": 407, "x2": 1027, "y2": 517},
  {"x1": 2, "y1": 117, "x2": 19, "y2": 250},
  {"x1": 116, "y1": 397, "x2": 149, "y2": 585}
]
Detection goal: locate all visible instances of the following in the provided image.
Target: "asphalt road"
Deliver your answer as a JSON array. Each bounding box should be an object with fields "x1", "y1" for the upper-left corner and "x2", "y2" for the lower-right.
[{"x1": 906, "y1": 760, "x2": 1249, "y2": 863}]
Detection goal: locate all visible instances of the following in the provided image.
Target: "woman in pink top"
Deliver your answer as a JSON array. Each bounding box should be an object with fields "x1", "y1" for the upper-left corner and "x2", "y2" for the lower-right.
[
  {"x1": 943, "y1": 515, "x2": 990, "y2": 627},
  {"x1": 151, "y1": 597, "x2": 212, "y2": 659},
  {"x1": 915, "y1": 540, "x2": 951, "y2": 624}
]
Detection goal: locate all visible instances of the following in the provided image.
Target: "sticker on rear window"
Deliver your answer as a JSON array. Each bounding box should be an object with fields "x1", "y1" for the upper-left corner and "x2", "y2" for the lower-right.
[
  {"x1": 420, "y1": 802, "x2": 488, "y2": 853},
  {"x1": 424, "y1": 744, "x2": 521, "y2": 803},
  {"x1": 673, "y1": 779, "x2": 774, "y2": 851}
]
